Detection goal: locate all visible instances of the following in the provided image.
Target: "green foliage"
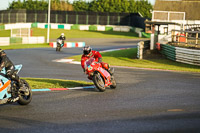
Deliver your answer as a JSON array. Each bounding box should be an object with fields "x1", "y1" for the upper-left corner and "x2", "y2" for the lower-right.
[
  {"x1": 73, "y1": 0, "x2": 89, "y2": 11},
  {"x1": 51, "y1": 0, "x2": 73, "y2": 11},
  {"x1": 8, "y1": 0, "x2": 72, "y2": 11},
  {"x1": 72, "y1": 0, "x2": 153, "y2": 18},
  {"x1": 8, "y1": 0, "x2": 153, "y2": 18},
  {"x1": 8, "y1": 0, "x2": 48, "y2": 10}
]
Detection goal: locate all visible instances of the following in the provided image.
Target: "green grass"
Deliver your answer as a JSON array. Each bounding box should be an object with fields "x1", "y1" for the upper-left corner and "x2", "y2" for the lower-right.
[
  {"x1": 22, "y1": 77, "x2": 93, "y2": 89},
  {"x1": 32, "y1": 28, "x2": 140, "y2": 39},
  {"x1": 0, "y1": 28, "x2": 140, "y2": 39},
  {"x1": 69, "y1": 48, "x2": 200, "y2": 73},
  {"x1": 0, "y1": 29, "x2": 10, "y2": 37},
  {"x1": 0, "y1": 43, "x2": 50, "y2": 50},
  {"x1": 0, "y1": 28, "x2": 141, "y2": 49}
]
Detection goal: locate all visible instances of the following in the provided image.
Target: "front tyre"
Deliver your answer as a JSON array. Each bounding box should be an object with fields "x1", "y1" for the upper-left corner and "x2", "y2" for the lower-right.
[
  {"x1": 18, "y1": 79, "x2": 32, "y2": 105},
  {"x1": 93, "y1": 72, "x2": 106, "y2": 92}
]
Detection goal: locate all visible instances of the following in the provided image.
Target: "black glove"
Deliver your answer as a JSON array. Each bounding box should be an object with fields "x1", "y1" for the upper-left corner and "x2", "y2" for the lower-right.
[{"x1": 98, "y1": 57, "x2": 102, "y2": 63}]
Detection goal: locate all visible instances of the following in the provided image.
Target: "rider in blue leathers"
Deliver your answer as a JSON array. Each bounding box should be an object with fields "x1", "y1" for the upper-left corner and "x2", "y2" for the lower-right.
[{"x1": 0, "y1": 49, "x2": 25, "y2": 91}]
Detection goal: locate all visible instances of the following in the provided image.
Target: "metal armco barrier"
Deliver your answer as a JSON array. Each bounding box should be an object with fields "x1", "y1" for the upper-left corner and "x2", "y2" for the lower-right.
[
  {"x1": 161, "y1": 44, "x2": 200, "y2": 66},
  {"x1": 49, "y1": 42, "x2": 85, "y2": 48}
]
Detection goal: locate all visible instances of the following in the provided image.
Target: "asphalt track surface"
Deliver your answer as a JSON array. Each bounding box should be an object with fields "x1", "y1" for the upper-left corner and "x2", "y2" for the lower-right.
[{"x1": 0, "y1": 38, "x2": 200, "y2": 133}]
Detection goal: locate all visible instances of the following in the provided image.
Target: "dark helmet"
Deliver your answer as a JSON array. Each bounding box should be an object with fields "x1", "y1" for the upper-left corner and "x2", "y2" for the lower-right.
[
  {"x1": 0, "y1": 49, "x2": 6, "y2": 57},
  {"x1": 83, "y1": 46, "x2": 92, "y2": 55}
]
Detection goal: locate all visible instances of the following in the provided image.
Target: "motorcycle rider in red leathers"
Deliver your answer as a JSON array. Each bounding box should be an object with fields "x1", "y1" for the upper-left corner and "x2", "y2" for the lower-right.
[{"x1": 81, "y1": 46, "x2": 112, "y2": 79}]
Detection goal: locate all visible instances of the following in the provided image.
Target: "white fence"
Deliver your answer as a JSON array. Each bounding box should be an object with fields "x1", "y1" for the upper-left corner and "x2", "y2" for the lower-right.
[
  {"x1": 22, "y1": 37, "x2": 45, "y2": 44},
  {"x1": 0, "y1": 37, "x2": 10, "y2": 46}
]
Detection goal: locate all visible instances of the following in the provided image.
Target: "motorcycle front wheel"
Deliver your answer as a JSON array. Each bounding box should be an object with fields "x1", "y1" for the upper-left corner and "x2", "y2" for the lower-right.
[
  {"x1": 18, "y1": 79, "x2": 32, "y2": 105},
  {"x1": 93, "y1": 72, "x2": 106, "y2": 92},
  {"x1": 56, "y1": 47, "x2": 61, "y2": 51}
]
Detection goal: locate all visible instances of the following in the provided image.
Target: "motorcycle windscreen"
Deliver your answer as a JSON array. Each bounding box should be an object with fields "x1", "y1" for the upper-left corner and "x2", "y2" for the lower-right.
[
  {"x1": 85, "y1": 58, "x2": 95, "y2": 68},
  {"x1": 14, "y1": 64, "x2": 22, "y2": 74}
]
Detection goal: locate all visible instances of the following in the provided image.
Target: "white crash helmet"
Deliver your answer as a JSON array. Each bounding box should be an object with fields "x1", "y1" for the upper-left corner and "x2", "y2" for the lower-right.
[{"x1": 61, "y1": 33, "x2": 64, "y2": 37}]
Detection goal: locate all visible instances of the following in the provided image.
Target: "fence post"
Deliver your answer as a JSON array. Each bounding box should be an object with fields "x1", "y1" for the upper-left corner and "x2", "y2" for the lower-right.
[
  {"x1": 171, "y1": 30, "x2": 175, "y2": 43},
  {"x1": 185, "y1": 32, "x2": 188, "y2": 46},
  {"x1": 66, "y1": 14, "x2": 68, "y2": 24},
  {"x1": 117, "y1": 14, "x2": 120, "y2": 25},
  {"x1": 86, "y1": 13, "x2": 88, "y2": 25},
  {"x1": 107, "y1": 14, "x2": 110, "y2": 25},
  {"x1": 56, "y1": 14, "x2": 58, "y2": 23},
  {"x1": 1, "y1": 13, "x2": 3, "y2": 23},
  {"x1": 76, "y1": 13, "x2": 78, "y2": 24},
  {"x1": 16, "y1": 13, "x2": 18, "y2": 23},
  {"x1": 24, "y1": 12, "x2": 27, "y2": 23},
  {"x1": 137, "y1": 41, "x2": 144, "y2": 59},
  {"x1": 8, "y1": 12, "x2": 10, "y2": 23},
  {"x1": 35, "y1": 13, "x2": 37, "y2": 22},
  {"x1": 97, "y1": 13, "x2": 99, "y2": 25},
  {"x1": 196, "y1": 32, "x2": 198, "y2": 47}
]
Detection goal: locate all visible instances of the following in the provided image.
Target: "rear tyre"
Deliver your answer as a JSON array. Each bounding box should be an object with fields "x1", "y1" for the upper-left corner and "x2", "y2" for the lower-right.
[
  {"x1": 18, "y1": 79, "x2": 32, "y2": 105},
  {"x1": 93, "y1": 72, "x2": 105, "y2": 92},
  {"x1": 110, "y1": 76, "x2": 117, "y2": 89}
]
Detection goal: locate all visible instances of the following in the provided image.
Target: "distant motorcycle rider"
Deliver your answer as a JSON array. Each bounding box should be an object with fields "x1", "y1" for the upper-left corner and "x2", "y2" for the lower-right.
[
  {"x1": 81, "y1": 46, "x2": 111, "y2": 74},
  {"x1": 0, "y1": 49, "x2": 25, "y2": 92},
  {"x1": 57, "y1": 33, "x2": 66, "y2": 46}
]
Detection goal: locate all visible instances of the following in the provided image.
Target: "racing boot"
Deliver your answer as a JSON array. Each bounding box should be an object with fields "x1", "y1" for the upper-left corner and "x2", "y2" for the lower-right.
[
  {"x1": 18, "y1": 80, "x2": 26, "y2": 92},
  {"x1": 18, "y1": 80, "x2": 29, "y2": 95},
  {"x1": 108, "y1": 67, "x2": 114, "y2": 75},
  {"x1": 87, "y1": 75, "x2": 93, "y2": 80}
]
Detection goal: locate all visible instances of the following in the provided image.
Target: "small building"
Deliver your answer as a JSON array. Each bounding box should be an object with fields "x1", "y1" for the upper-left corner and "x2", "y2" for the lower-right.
[{"x1": 146, "y1": 0, "x2": 200, "y2": 49}]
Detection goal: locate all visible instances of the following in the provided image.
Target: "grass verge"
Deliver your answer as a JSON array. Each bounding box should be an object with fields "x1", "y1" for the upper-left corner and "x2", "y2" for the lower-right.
[
  {"x1": 0, "y1": 43, "x2": 50, "y2": 50},
  {"x1": 69, "y1": 48, "x2": 200, "y2": 73},
  {"x1": 22, "y1": 77, "x2": 93, "y2": 89},
  {"x1": 0, "y1": 28, "x2": 140, "y2": 39},
  {"x1": 32, "y1": 28, "x2": 140, "y2": 39}
]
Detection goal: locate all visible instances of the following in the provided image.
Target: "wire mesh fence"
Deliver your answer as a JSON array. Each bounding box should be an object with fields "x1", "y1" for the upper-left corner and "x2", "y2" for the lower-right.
[{"x1": 0, "y1": 10, "x2": 146, "y2": 29}]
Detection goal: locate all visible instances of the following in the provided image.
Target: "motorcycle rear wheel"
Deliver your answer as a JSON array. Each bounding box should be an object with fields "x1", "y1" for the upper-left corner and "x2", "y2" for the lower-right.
[
  {"x1": 18, "y1": 79, "x2": 32, "y2": 105},
  {"x1": 93, "y1": 72, "x2": 106, "y2": 92}
]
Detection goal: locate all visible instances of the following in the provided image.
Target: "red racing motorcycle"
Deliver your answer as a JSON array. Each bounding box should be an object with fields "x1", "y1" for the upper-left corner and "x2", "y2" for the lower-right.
[{"x1": 84, "y1": 58, "x2": 117, "y2": 92}]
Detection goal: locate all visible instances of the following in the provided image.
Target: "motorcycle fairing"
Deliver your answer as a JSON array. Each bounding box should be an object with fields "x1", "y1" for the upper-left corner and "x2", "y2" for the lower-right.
[
  {"x1": 0, "y1": 78, "x2": 11, "y2": 99},
  {"x1": 98, "y1": 67, "x2": 110, "y2": 79},
  {"x1": 0, "y1": 64, "x2": 22, "y2": 100}
]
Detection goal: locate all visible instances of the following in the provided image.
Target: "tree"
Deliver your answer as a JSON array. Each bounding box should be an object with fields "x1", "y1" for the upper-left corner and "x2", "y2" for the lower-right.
[
  {"x1": 8, "y1": 0, "x2": 73, "y2": 11},
  {"x1": 8, "y1": 0, "x2": 48, "y2": 10},
  {"x1": 51, "y1": 0, "x2": 73, "y2": 11},
  {"x1": 8, "y1": 0, "x2": 24, "y2": 9},
  {"x1": 7, "y1": 0, "x2": 153, "y2": 18},
  {"x1": 85, "y1": 0, "x2": 152, "y2": 18},
  {"x1": 72, "y1": 0, "x2": 89, "y2": 11}
]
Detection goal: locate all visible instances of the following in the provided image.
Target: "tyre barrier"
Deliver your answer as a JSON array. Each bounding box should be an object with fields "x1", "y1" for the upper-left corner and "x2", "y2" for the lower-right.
[
  {"x1": 160, "y1": 44, "x2": 200, "y2": 66},
  {"x1": 49, "y1": 42, "x2": 85, "y2": 48}
]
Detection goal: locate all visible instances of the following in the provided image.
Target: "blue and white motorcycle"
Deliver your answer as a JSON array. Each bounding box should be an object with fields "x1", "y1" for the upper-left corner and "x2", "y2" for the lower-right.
[
  {"x1": 56, "y1": 39, "x2": 64, "y2": 51},
  {"x1": 0, "y1": 64, "x2": 32, "y2": 105}
]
